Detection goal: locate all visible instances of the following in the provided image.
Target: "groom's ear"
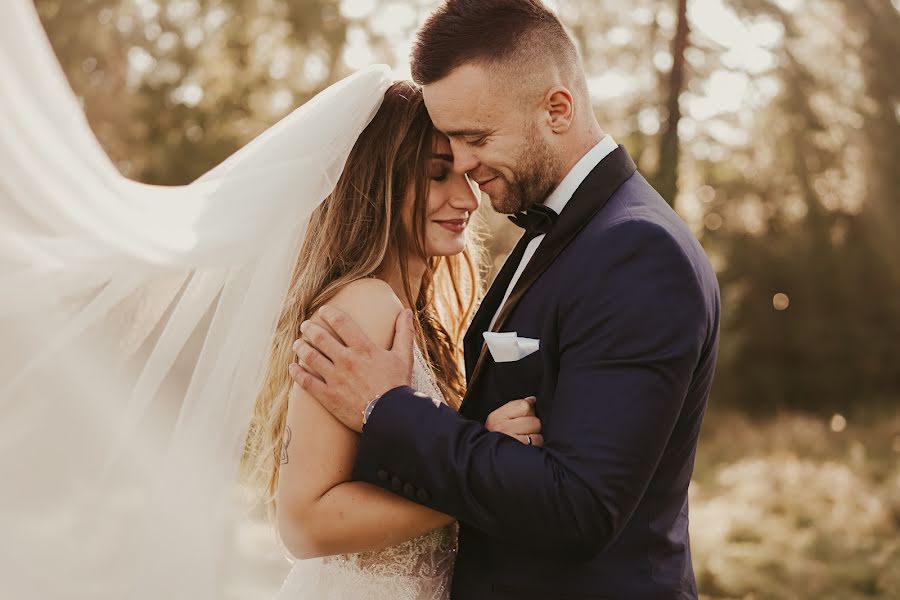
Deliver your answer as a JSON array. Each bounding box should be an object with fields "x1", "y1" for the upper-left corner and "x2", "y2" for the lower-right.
[{"x1": 544, "y1": 86, "x2": 575, "y2": 134}]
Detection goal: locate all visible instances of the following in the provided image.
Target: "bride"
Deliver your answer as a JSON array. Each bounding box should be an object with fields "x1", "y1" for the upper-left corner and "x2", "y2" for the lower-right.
[
  {"x1": 243, "y1": 82, "x2": 541, "y2": 599},
  {"x1": 1, "y1": 1, "x2": 539, "y2": 597}
]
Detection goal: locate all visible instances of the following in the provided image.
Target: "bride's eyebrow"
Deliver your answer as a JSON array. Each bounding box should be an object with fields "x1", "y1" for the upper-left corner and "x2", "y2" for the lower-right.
[{"x1": 429, "y1": 153, "x2": 453, "y2": 162}]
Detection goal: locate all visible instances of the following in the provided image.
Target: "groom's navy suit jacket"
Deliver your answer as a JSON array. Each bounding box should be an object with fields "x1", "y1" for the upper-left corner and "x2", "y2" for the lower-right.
[{"x1": 353, "y1": 147, "x2": 720, "y2": 599}]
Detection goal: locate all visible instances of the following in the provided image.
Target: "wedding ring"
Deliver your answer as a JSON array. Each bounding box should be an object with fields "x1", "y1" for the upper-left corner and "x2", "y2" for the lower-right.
[{"x1": 526, "y1": 434, "x2": 532, "y2": 446}]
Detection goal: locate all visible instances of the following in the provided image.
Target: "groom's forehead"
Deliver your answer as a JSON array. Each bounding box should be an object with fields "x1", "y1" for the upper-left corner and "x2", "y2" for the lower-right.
[
  {"x1": 424, "y1": 64, "x2": 495, "y2": 106},
  {"x1": 426, "y1": 105, "x2": 498, "y2": 139},
  {"x1": 423, "y1": 67, "x2": 506, "y2": 130}
]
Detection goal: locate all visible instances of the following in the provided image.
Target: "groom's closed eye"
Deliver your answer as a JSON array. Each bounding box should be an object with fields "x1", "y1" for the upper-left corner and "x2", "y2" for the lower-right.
[{"x1": 445, "y1": 128, "x2": 492, "y2": 146}]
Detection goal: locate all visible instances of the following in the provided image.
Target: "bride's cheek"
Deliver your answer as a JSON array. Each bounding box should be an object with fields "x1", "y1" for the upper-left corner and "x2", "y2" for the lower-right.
[{"x1": 426, "y1": 226, "x2": 442, "y2": 252}]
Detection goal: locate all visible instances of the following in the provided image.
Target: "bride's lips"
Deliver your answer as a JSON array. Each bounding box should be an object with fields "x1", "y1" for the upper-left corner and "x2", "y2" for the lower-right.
[{"x1": 434, "y1": 219, "x2": 468, "y2": 234}]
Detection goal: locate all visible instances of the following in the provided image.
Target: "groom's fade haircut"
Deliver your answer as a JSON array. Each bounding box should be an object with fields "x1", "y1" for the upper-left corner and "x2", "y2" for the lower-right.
[{"x1": 411, "y1": 0, "x2": 587, "y2": 99}]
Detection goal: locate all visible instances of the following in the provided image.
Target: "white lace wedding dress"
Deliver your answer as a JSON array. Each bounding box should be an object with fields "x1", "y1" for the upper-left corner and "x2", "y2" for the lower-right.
[{"x1": 274, "y1": 346, "x2": 459, "y2": 600}]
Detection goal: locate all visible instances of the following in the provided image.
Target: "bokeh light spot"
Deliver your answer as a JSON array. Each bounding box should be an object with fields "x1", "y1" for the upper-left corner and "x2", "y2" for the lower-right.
[
  {"x1": 704, "y1": 212, "x2": 723, "y2": 231},
  {"x1": 830, "y1": 414, "x2": 847, "y2": 433},
  {"x1": 773, "y1": 293, "x2": 790, "y2": 311},
  {"x1": 340, "y1": 0, "x2": 376, "y2": 20}
]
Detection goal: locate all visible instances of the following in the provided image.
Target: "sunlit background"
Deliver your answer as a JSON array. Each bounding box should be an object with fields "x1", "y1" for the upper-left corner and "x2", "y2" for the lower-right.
[{"x1": 36, "y1": 0, "x2": 900, "y2": 598}]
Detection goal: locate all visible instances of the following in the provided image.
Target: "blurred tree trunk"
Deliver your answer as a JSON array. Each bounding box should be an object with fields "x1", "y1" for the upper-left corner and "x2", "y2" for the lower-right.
[
  {"x1": 840, "y1": 0, "x2": 900, "y2": 393},
  {"x1": 654, "y1": 0, "x2": 690, "y2": 208},
  {"x1": 843, "y1": 0, "x2": 900, "y2": 231}
]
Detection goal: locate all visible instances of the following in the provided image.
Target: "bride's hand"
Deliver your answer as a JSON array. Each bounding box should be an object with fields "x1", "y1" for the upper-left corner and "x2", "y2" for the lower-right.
[{"x1": 485, "y1": 397, "x2": 543, "y2": 447}]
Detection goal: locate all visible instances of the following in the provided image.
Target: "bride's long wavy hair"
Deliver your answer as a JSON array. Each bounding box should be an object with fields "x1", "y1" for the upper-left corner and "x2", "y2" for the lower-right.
[{"x1": 243, "y1": 81, "x2": 483, "y2": 511}]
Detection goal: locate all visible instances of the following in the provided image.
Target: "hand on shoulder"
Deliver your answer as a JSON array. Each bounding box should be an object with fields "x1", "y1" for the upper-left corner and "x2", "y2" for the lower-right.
[{"x1": 290, "y1": 278, "x2": 415, "y2": 433}]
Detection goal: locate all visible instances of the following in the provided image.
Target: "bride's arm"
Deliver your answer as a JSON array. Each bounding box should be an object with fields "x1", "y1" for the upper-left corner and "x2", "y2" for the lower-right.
[{"x1": 275, "y1": 279, "x2": 454, "y2": 560}]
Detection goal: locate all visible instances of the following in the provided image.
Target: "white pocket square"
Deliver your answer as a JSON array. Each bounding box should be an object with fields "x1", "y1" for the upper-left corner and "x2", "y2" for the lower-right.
[{"x1": 483, "y1": 331, "x2": 540, "y2": 363}]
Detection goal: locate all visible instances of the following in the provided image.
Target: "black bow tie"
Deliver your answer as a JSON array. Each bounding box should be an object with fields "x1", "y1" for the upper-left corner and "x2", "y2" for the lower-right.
[{"x1": 508, "y1": 204, "x2": 559, "y2": 237}]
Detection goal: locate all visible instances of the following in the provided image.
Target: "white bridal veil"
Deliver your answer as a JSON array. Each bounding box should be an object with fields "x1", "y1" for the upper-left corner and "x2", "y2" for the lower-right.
[{"x1": 0, "y1": 1, "x2": 392, "y2": 597}]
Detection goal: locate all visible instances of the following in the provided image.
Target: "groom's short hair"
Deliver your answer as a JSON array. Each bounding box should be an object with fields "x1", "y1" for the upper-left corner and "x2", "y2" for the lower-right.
[{"x1": 411, "y1": 0, "x2": 582, "y2": 88}]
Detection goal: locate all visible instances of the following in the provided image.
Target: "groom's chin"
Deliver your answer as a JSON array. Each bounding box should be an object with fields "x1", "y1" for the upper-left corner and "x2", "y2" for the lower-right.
[
  {"x1": 487, "y1": 197, "x2": 511, "y2": 215},
  {"x1": 486, "y1": 190, "x2": 523, "y2": 215}
]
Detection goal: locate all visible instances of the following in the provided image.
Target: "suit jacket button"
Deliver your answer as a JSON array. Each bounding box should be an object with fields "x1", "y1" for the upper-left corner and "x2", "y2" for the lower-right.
[
  {"x1": 391, "y1": 476, "x2": 403, "y2": 492},
  {"x1": 416, "y1": 489, "x2": 430, "y2": 503},
  {"x1": 376, "y1": 469, "x2": 389, "y2": 482},
  {"x1": 403, "y1": 483, "x2": 415, "y2": 497}
]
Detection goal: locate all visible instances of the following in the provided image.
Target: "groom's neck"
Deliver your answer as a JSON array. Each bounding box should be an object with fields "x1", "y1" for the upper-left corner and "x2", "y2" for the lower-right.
[{"x1": 557, "y1": 123, "x2": 606, "y2": 183}]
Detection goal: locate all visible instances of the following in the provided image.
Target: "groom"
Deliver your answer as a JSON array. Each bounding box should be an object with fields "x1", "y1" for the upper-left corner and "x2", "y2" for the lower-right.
[{"x1": 290, "y1": 0, "x2": 719, "y2": 598}]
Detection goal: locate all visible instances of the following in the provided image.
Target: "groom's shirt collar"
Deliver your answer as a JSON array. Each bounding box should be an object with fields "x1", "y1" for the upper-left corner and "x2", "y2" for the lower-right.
[{"x1": 543, "y1": 134, "x2": 618, "y2": 215}]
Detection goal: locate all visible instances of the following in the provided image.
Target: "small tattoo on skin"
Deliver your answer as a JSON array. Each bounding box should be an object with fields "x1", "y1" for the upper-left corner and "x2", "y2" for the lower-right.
[{"x1": 281, "y1": 426, "x2": 292, "y2": 465}]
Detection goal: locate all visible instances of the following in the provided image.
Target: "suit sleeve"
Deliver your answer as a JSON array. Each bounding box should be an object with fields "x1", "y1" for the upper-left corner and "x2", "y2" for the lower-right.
[{"x1": 352, "y1": 219, "x2": 709, "y2": 558}]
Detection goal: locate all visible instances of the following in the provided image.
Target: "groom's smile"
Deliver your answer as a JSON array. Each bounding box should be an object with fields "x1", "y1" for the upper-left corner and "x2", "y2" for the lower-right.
[{"x1": 471, "y1": 173, "x2": 499, "y2": 193}]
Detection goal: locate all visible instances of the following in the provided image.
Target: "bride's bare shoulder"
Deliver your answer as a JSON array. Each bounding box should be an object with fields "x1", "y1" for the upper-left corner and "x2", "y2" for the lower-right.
[
  {"x1": 329, "y1": 278, "x2": 403, "y2": 315},
  {"x1": 318, "y1": 278, "x2": 403, "y2": 350}
]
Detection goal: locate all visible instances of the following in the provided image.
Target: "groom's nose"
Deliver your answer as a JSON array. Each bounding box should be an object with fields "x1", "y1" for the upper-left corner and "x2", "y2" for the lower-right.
[{"x1": 450, "y1": 143, "x2": 479, "y2": 175}]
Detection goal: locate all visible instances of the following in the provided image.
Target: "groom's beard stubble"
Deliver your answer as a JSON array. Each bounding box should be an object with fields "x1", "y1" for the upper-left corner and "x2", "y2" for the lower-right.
[{"x1": 490, "y1": 127, "x2": 562, "y2": 215}]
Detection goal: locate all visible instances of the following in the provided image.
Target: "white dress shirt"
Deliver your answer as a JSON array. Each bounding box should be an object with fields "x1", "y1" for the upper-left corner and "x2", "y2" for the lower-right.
[{"x1": 488, "y1": 135, "x2": 618, "y2": 331}]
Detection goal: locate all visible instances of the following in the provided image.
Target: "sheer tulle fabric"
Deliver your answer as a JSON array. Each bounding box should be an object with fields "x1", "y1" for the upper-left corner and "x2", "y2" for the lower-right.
[{"x1": 0, "y1": 2, "x2": 391, "y2": 598}]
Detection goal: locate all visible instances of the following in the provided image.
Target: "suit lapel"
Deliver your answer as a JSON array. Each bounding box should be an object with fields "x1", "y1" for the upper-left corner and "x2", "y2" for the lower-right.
[
  {"x1": 463, "y1": 228, "x2": 534, "y2": 380},
  {"x1": 463, "y1": 287, "x2": 502, "y2": 381},
  {"x1": 462, "y1": 146, "x2": 637, "y2": 411}
]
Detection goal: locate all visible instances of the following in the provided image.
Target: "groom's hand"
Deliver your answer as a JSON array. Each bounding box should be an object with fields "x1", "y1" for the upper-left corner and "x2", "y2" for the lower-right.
[
  {"x1": 486, "y1": 397, "x2": 543, "y2": 447},
  {"x1": 289, "y1": 306, "x2": 415, "y2": 433}
]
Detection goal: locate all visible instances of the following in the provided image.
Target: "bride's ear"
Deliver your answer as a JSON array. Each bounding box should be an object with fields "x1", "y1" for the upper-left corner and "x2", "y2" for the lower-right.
[{"x1": 544, "y1": 86, "x2": 575, "y2": 134}]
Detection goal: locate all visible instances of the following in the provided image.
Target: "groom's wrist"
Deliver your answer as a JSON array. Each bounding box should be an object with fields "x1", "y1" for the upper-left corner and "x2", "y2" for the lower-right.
[
  {"x1": 361, "y1": 394, "x2": 382, "y2": 428},
  {"x1": 361, "y1": 386, "x2": 418, "y2": 431}
]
